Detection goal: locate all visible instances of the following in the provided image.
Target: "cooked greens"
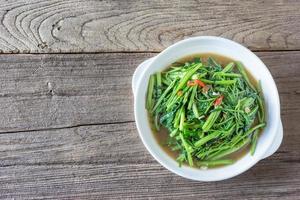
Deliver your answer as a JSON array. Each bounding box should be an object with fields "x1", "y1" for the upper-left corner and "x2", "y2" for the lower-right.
[{"x1": 146, "y1": 56, "x2": 266, "y2": 168}]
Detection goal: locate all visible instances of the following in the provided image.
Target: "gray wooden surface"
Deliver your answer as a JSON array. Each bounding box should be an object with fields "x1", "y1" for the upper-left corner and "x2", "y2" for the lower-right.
[
  {"x1": 0, "y1": 0, "x2": 299, "y2": 199},
  {"x1": 0, "y1": 0, "x2": 299, "y2": 53}
]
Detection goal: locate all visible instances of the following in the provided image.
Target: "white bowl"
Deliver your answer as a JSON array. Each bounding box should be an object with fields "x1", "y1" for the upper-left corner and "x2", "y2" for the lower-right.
[{"x1": 132, "y1": 36, "x2": 283, "y2": 181}]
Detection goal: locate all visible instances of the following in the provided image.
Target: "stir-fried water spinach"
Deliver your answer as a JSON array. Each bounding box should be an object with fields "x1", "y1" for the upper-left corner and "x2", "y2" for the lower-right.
[{"x1": 146, "y1": 57, "x2": 266, "y2": 168}]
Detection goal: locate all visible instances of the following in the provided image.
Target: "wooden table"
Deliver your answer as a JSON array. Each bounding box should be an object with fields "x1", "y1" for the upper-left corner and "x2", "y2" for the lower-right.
[{"x1": 0, "y1": 0, "x2": 299, "y2": 199}]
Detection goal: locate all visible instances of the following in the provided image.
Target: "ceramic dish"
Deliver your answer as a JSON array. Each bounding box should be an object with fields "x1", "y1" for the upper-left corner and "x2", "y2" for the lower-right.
[{"x1": 132, "y1": 36, "x2": 283, "y2": 181}]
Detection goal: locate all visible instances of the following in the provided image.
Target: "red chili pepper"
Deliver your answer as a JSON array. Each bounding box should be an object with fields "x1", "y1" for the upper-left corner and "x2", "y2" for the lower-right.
[
  {"x1": 187, "y1": 80, "x2": 196, "y2": 86},
  {"x1": 187, "y1": 79, "x2": 206, "y2": 88},
  {"x1": 214, "y1": 95, "x2": 224, "y2": 107},
  {"x1": 194, "y1": 79, "x2": 206, "y2": 87}
]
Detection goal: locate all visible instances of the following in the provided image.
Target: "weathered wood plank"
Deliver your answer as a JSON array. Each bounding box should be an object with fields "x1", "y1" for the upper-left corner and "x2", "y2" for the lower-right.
[
  {"x1": 0, "y1": 53, "x2": 148, "y2": 132},
  {"x1": 1, "y1": 162, "x2": 300, "y2": 199},
  {"x1": 0, "y1": 51, "x2": 298, "y2": 198},
  {"x1": 0, "y1": 0, "x2": 299, "y2": 53},
  {"x1": 0, "y1": 114, "x2": 296, "y2": 167},
  {"x1": 0, "y1": 111, "x2": 297, "y2": 167},
  {"x1": 0, "y1": 51, "x2": 298, "y2": 133},
  {"x1": 0, "y1": 118, "x2": 298, "y2": 199},
  {"x1": 0, "y1": 122, "x2": 149, "y2": 166}
]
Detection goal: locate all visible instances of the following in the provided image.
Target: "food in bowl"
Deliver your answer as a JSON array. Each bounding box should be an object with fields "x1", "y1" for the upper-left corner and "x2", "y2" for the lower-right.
[{"x1": 146, "y1": 53, "x2": 266, "y2": 169}]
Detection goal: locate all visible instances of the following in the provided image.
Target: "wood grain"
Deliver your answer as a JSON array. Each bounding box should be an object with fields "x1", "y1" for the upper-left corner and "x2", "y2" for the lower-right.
[
  {"x1": 0, "y1": 52, "x2": 298, "y2": 133},
  {"x1": 0, "y1": 0, "x2": 299, "y2": 53},
  {"x1": 0, "y1": 0, "x2": 299, "y2": 198},
  {"x1": 0, "y1": 52, "x2": 298, "y2": 198},
  {"x1": 5, "y1": 119, "x2": 296, "y2": 168},
  {"x1": 0, "y1": 162, "x2": 300, "y2": 199},
  {"x1": 0, "y1": 122, "x2": 148, "y2": 167},
  {"x1": 0, "y1": 53, "x2": 145, "y2": 132},
  {"x1": 0, "y1": 118, "x2": 298, "y2": 199}
]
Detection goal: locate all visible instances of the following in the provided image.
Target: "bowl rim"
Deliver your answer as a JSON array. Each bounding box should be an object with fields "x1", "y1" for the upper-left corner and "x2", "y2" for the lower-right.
[{"x1": 134, "y1": 36, "x2": 281, "y2": 181}]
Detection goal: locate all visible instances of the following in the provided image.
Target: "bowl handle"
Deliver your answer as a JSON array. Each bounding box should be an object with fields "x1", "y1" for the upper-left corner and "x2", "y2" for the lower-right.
[
  {"x1": 132, "y1": 57, "x2": 155, "y2": 96},
  {"x1": 261, "y1": 119, "x2": 283, "y2": 159}
]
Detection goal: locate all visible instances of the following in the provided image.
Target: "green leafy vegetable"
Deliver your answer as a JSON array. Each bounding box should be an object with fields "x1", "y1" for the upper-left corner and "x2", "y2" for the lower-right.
[{"x1": 146, "y1": 56, "x2": 266, "y2": 168}]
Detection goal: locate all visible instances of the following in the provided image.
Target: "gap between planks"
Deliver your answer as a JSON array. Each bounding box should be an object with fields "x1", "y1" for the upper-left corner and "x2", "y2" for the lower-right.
[
  {"x1": 0, "y1": 120, "x2": 134, "y2": 135},
  {"x1": 0, "y1": 49, "x2": 300, "y2": 55}
]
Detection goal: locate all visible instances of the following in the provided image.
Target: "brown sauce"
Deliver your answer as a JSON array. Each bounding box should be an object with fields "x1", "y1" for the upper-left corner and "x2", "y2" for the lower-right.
[{"x1": 151, "y1": 53, "x2": 261, "y2": 168}]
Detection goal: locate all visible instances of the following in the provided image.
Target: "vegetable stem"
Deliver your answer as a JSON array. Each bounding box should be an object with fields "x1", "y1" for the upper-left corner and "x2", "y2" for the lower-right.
[
  {"x1": 180, "y1": 133, "x2": 193, "y2": 166},
  {"x1": 152, "y1": 78, "x2": 177, "y2": 113},
  {"x1": 202, "y1": 110, "x2": 221, "y2": 132},
  {"x1": 146, "y1": 75, "x2": 155, "y2": 110},
  {"x1": 176, "y1": 63, "x2": 203, "y2": 92},
  {"x1": 236, "y1": 61, "x2": 256, "y2": 91},
  {"x1": 197, "y1": 159, "x2": 234, "y2": 167},
  {"x1": 250, "y1": 130, "x2": 259, "y2": 155},
  {"x1": 195, "y1": 131, "x2": 220, "y2": 147}
]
